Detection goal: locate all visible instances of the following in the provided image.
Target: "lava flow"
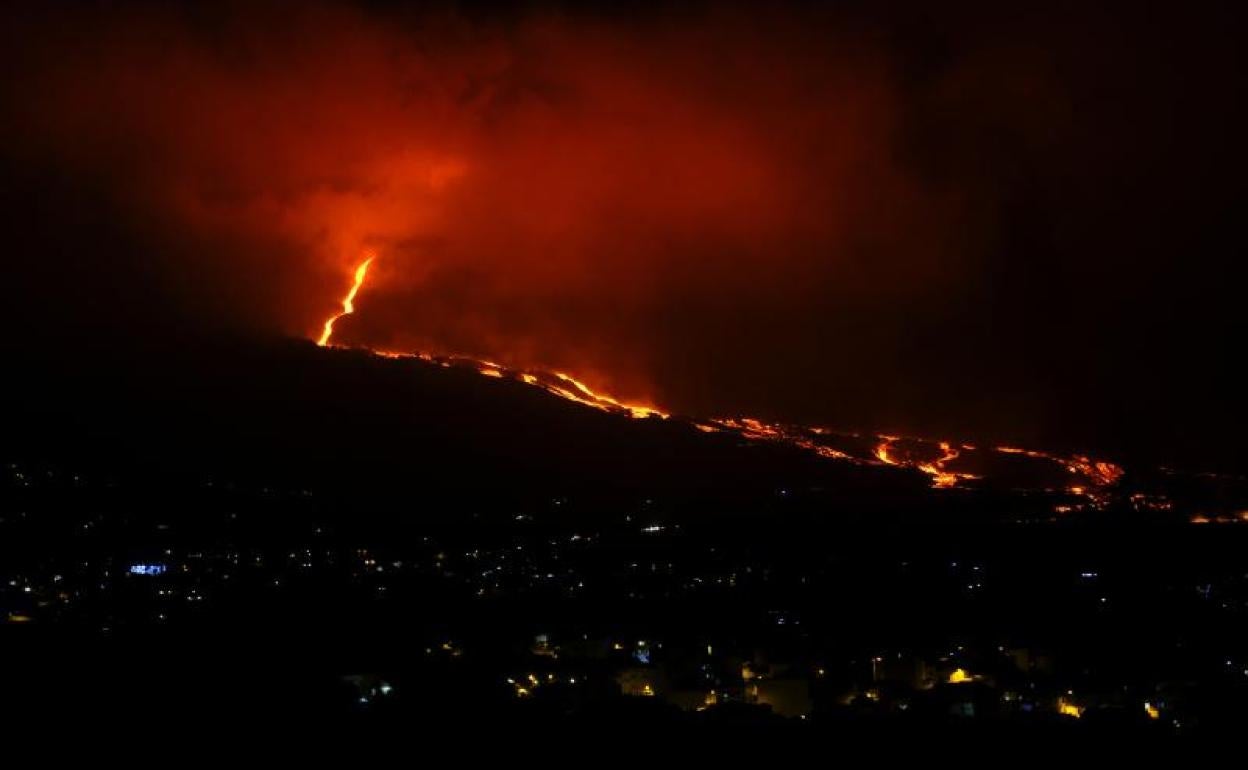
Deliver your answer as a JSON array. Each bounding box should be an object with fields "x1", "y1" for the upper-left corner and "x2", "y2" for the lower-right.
[
  {"x1": 313, "y1": 254, "x2": 1128, "y2": 503},
  {"x1": 316, "y1": 254, "x2": 666, "y2": 420},
  {"x1": 545, "y1": 372, "x2": 667, "y2": 420},
  {"x1": 995, "y1": 446, "x2": 1125, "y2": 489},
  {"x1": 873, "y1": 437, "x2": 979, "y2": 489},
  {"x1": 316, "y1": 254, "x2": 375, "y2": 347}
]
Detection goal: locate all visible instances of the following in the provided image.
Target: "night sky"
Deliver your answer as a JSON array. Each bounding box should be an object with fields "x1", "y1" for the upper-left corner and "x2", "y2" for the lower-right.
[{"x1": 2, "y1": 1, "x2": 1245, "y2": 470}]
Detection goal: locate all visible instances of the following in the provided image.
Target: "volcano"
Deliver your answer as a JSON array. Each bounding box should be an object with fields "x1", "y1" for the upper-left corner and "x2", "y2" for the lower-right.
[{"x1": 5, "y1": 335, "x2": 1242, "y2": 529}]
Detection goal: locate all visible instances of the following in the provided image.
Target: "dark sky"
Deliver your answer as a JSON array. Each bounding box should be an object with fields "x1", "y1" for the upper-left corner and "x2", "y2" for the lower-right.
[{"x1": 1, "y1": 1, "x2": 1245, "y2": 470}]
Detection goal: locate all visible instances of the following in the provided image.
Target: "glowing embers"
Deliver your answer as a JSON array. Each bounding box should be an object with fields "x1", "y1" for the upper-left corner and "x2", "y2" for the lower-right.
[
  {"x1": 1064, "y1": 454, "x2": 1125, "y2": 487},
  {"x1": 1189, "y1": 511, "x2": 1248, "y2": 525},
  {"x1": 317, "y1": 253, "x2": 376, "y2": 347}
]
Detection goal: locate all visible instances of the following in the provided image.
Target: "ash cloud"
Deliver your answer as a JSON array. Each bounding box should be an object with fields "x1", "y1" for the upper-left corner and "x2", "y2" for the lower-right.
[{"x1": 2, "y1": 1, "x2": 1245, "y2": 469}]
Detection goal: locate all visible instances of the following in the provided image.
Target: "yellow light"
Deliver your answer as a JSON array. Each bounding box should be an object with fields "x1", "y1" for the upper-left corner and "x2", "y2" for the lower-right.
[
  {"x1": 1057, "y1": 697, "x2": 1084, "y2": 719},
  {"x1": 1144, "y1": 702, "x2": 1160, "y2": 720},
  {"x1": 948, "y1": 668, "x2": 973, "y2": 684},
  {"x1": 317, "y1": 254, "x2": 375, "y2": 347}
]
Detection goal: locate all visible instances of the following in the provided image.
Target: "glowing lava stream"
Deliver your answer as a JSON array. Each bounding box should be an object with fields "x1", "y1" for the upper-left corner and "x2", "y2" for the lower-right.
[
  {"x1": 313, "y1": 254, "x2": 1126, "y2": 498},
  {"x1": 316, "y1": 254, "x2": 375, "y2": 347},
  {"x1": 874, "y1": 437, "x2": 979, "y2": 489},
  {"x1": 315, "y1": 253, "x2": 667, "y2": 419}
]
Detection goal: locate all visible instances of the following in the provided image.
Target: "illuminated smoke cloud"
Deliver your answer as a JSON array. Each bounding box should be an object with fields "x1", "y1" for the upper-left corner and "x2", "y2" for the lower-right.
[
  {"x1": 1, "y1": 3, "x2": 951, "y2": 403},
  {"x1": 3, "y1": 2, "x2": 1244, "y2": 466}
]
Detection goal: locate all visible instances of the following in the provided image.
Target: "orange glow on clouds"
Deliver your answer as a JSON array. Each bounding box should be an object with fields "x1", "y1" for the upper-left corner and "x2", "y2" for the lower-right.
[
  {"x1": 4, "y1": 1, "x2": 1244, "y2": 476},
  {"x1": 2, "y1": 3, "x2": 938, "y2": 421}
]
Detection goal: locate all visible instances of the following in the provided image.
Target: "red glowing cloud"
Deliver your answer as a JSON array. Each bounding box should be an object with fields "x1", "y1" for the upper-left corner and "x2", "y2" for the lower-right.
[
  {"x1": 5, "y1": 2, "x2": 1243, "y2": 466},
  {"x1": 2, "y1": 4, "x2": 956, "y2": 403}
]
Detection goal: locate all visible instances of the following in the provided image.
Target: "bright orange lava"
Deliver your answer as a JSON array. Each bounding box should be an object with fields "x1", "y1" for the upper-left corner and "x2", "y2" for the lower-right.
[
  {"x1": 315, "y1": 253, "x2": 666, "y2": 420},
  {"x1": 312, "y1": 251, "x2": 1128, "y2": 500},
  {"x1": 873, "y1": 437, "x2": 977, "y2": 488},
  {"x1": 316, "y1": 254, "x2": 375, "y2": 347},
  {"x1": 547, "y1": 372, "x2": 667, "y2": 420}
]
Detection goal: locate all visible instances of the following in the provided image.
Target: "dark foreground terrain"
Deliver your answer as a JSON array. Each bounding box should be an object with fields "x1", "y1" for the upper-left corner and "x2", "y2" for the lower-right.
[{"x1": 4, "y1": 338, "x2": 1248, "y2": 738}]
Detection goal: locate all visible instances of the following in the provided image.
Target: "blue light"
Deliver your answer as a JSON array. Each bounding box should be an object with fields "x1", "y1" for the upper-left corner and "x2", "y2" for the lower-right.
[{"x1": 129, "y1": 564, "x2": 167, "y2": 576}]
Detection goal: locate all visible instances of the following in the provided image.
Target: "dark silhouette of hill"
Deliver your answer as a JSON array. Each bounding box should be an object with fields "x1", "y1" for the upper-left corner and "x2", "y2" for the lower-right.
[{"x1": 2, "y1": 335, "x2": 930, "y2": 515}]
